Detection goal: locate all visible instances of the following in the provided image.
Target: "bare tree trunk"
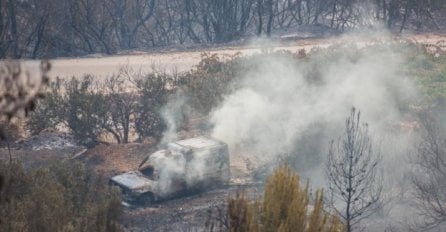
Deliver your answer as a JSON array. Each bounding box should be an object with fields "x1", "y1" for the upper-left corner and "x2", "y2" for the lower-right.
[
  {"x1": 117, "y1": 0, "x2": 130, "y2": 49},
  {"x1": 413, "y1": 112, "x2": 446, "y2": 229},
  {"x1": 6, "y1": 133, "x2": 11, "y2": 163},
  {"x1": 184, "y1": 0, "x2": 201, "y2": 43},
  {"x1": 266, "y1": 0, "x2": 273, "y2": 37},
  {"x1": 387, "y1": 0, "x2": 398, "y2": 29},
  {"x1": 32, "y1": 15, "x2": 48, "y2": 59},
  {"x1": 8, "y1": 0, "x2": 18, "y2": 58},
  {"x1": 129, "y1": 0, "x2": 156, "y2": 48},
  {"x1": 306, "y1": 0, "x2": 311, "y2": 24},
  {"x1": 374, "y1": 0, "x2": 378, "y2": 20},
  {"x1": 0, "y1": 0, "x2": 5, "y2": 57},
  {"x1": 123, "y1": 113, "x2": 129, "y2": 143},
  {"x1": 400, "y1": 4, "x2": 410, "y2": 33},
  {"x1": 239, "y1": 0, "x2": 254, "y2": 35},
  {"x1": 297, "y1": 0, "x2": 302, "y2": 25},
  {"x1": 331, "y1": 0, "x2": 337, "y2": 28},
  {"x1": 256, "y1": 0, "x2": 263, "y2": 35},
  {"x1": 426, "y1": 9, "x2": 440, "y2": 30},
  {"x1": 313, "y1": 0, "x2": 320, "y2": 24}
]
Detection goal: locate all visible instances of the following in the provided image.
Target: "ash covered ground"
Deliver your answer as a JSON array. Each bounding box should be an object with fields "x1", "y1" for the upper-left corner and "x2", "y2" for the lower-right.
[
  {"x1": 0, "y1": 132, "x2": 263, "y2": 231},
  {"x1": 121, "y1": 183, "x2": 262, "y2": 232}
]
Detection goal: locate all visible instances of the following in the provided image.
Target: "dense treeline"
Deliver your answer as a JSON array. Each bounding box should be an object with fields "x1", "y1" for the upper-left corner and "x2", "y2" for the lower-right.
[{"x1": 0, "y1": 0, "x2": 445, "y2": 58}]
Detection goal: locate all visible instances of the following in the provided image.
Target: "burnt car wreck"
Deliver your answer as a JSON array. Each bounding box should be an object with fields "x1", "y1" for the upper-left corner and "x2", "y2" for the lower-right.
[{"x1": 110, "y1": 137, "x2": 230, "y2": 205}]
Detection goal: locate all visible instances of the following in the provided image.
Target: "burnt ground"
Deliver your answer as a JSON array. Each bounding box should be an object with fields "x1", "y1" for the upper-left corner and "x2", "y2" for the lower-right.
[
  {"x1": 1, "y1": 133, "x2": 262, "y2": 232},
  {"x1": 0, "y1": 139, "x2": 157, "y2": 176},
  {"x1": 78, "y1": 142, "x2": 158, "y2": 177},
  {"x1": 121, "y1": 183, "x2": 262, "y2": 232}
]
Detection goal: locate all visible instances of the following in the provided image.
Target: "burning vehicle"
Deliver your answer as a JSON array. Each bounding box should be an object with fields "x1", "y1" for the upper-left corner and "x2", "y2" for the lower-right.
[{"x1": 110, "y1": 137, "x2": 230, "y2": 205}]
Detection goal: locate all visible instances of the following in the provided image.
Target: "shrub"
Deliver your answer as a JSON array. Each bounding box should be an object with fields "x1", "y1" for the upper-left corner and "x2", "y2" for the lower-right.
[
  {"x1": 0, "y1": 160, "x2": 122, "y2": 232},
  {"x1": 29, "y1": 72, "x2": 173, "y2": 144},
  {"x1": 134, "y1": 73, "x2": 172, "y2": 140},
  {"x1": 28, "y1": 78, "x2": 65, "y2": 135},
  {"x1": 181, "y1": 53, "x2": 236, "y2": 115},
  {"x1": 218, "y1": 165, "x2": 344, "y2": 232}
]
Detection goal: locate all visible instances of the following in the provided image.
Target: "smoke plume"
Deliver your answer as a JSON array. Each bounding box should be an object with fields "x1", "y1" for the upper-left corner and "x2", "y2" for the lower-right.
[{"x1": 209, "y1": 37, "x2": 422, "y2": 228}]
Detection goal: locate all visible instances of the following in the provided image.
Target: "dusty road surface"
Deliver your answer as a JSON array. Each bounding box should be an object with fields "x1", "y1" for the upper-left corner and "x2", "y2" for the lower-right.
[{"x1": 19, "y1": 32, "x2": 446, "y2": 79}]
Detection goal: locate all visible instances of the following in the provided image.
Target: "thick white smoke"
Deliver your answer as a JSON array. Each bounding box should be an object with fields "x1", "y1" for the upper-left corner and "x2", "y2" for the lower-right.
[
  {"x1": 160, "y1": 91, "x2": 189, "y2": 145},
  {"x1": 157, "y1": 33, "x2": 424, "y2": 229},
  {"x1": 148, "y1": 150, "x2": 186, "y2": 194},
  {"x1": 212, "y1": 42, "x2": 417, "y2": 168},
  {"x1": 209, "y1": 38, "x2": 421, "y2": 228}
]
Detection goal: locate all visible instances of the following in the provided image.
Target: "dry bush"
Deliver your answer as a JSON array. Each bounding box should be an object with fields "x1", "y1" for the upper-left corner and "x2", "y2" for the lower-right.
[
  {"x1": 181, "y1": 53, "x2": 237, "y2": 115},
  {"x1": 29, "y1": 54, "x2": 237, "y2": 143},
  {"x1": 0, "y1": 119, "x2": 22, "y2": 147},
  {"x1": 0, "y1": 160, "x2": 122, "y2": 232},
  {"x1": 412, "y1": 111, "x2": 446, "y2": 230},
  {"x1": 29, "y1": 72, "x2": 172, "y2": 144},
  {"x1": 0, "y1": 60, "x2": 123, "y2": 231},
  {"x1": 29, "y1": 43, "x2": 441, "y2": 146},
  {"x1": 133, "y1": 72, "x2": 172, "y2": 140},
  {"x1": 209, "y1": 165, "x2": 344, "y2": 232},
  {"x1": 27, "y1": 77, "x2": 64, "y2": 135}
]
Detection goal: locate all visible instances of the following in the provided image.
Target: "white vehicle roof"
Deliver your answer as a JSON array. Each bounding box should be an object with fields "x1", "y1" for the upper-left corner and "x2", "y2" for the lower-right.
[
  {"x1": 172, "y1": 136, "x2": 223, "y2": 150},
  {"x1": 111, "y1": 171, "x2": 152, "y2": 190}
]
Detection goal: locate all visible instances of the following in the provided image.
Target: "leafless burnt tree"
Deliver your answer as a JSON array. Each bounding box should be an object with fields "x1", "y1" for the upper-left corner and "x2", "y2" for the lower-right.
[
  {"x1": 102, "y1": 75, "x2": 138, "y2": 144},
  {"x1": 1, "y1": 0, "x2": 445, "y2": 58},
  {"x1": 326, "y1": 107, "x2": 382, "y2": 232},
  {"x1": 412, "y1": 112, "x2": 446, "y2": 230}
]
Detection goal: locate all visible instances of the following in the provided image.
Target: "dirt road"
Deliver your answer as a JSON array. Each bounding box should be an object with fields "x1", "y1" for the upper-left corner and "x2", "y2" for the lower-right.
[{"x1": 20, "y1": 32, "x2": 446, "y2": 79}]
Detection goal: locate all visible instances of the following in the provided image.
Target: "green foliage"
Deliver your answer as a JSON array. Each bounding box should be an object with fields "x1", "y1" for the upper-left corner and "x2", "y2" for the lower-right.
[
  {"x1": 182, "y1": 51, "x2": 299, "y2": 116},
  {"x1": 0, "y1": 160, "x2": 122, "y2": 232},
  {"x1": 134, "y1": 73, "x2": 171, "y2": 139},
  {"x1": 28, "y1": 78, "x2": 65, "y2": 134},
  {"x1": 64, "y1": 76, "x2": 107, "y2": 146},
  {"x1": 225, "y1": 165, "x2": 344, "y2": 232},
  {"x1": 29, "y1": 75, "x2": 106, "y2": 146},
  {"x1": 29, "y1": 42, "x2": 446, "y2": 146},
  {"x1": 182, "y1": 53, "x2": 237, "y2": 115},
  {"x1": 29, "y1": 73, "x2": 171, "y2": 144},
  {"x1": 411, "y1": 55, "x2": 446, "y2": 102},
  {"x1": 28, "y1": 54, "x2": 239, "y2": 143}
]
